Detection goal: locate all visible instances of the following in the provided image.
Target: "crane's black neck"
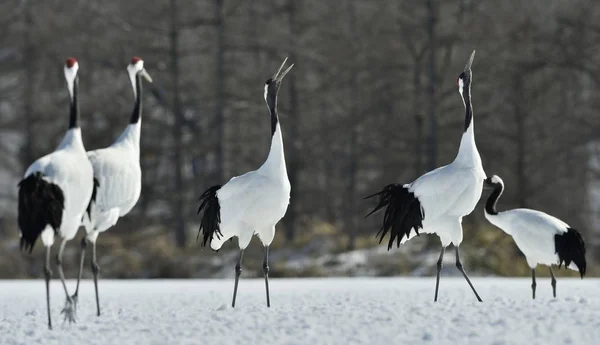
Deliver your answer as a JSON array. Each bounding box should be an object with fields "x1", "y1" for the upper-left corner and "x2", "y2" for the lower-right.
[
  {"x1": 462, "y1": 79, "x2": 473, "y2": 132},
  {"x1": 129, "y1": 73, "x2": 143, "y2": 124},
  {"x1": 266, "y1": 88, "x2": 279, "y2": 136},
  {"x1": 485, "y1": 183, "x2": 503, "y2": 215},
  {"x1": 68, "y1": 76, "x2": 80, "y2": 129}
]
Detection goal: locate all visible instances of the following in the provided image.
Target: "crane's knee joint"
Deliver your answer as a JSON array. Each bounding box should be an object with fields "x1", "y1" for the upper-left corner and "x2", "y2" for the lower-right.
[
  {"x1": 235, "y1": 264, "x2": 242, "y2": 276},
  {"x1": 91, "y1": 262, "x2": 100, "y2": 274},
  {"x1": 263, "y1": 263, "x2": 269, "y2": 275},
  {"x1": 455, "y1": 262, "x2": 463, "y2": 270},
  {"x1": 44, "y1": 266, "x2": 53, "y2": 278},
  {"x1": 80, "y1": 237, "x2": 88, "y2": 249}
]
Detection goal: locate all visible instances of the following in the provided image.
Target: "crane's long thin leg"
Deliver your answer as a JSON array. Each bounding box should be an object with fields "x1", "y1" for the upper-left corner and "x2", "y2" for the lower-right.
[
  {"x1": 232, "y1": 250, "x2": 244, "y2": 308},
  {"x1": 91, "y1": 240, "x2": 101, "y2": 316},
  {"x1": 56, "y1": 238, "x2": 76, "y2": 323},
  {"x1": 434, "y1": 246, "x2": 445, "y2": 302},
  {"x1": 455, "y1": 246, "x2": 483, "y2": 302},
  {"x1": 72, "y1": 237, "x2": 87, "y2": 309},
  {"x1": 263, "y1": 246, "x2": 271, "y2": 307},
  {"x1": 531, "y1": 268, "x2": 536, "y2": 299},
  {"x1": 549, "y1": 267, "x2": 556, "y2": 298},
  {"x1": 56, "y1": 239, "x2": 70, "y2": 297},
  {"x1": 44, "y1": 246, "x2": 53, "y2": 330}
]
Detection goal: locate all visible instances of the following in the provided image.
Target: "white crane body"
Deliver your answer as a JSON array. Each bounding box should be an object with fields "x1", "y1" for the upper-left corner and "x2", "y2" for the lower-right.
[
  {"x1": 83, "y1": 125, "x2": 142, "y2": 236},
  {"x1": 486, "y1": 208, "x2": 576, "y2": 269},
  {"x1": 211, "y1": 124, "x2": 290, "y2": 250},
  {"x1": 401, "y1": 127, "x2": 485, "y2": 247},
  {"x1": 25, "y1": 130, "x2": 93, "y2": 246}
]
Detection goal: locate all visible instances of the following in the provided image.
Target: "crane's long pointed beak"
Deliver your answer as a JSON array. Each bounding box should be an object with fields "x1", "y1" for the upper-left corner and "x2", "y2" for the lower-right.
[
  {"x1": 272, "y1": 57, "x2": 288, "y2": 79},
  {"x1": 464, "y1": 50, "x2": 476, "y2": 72},
  {"x1": 272, "y1": 57, "x2": 293, "y2": 82},
  {"x1": 141, "y1": 69, "x2": 153, "y2": 83},
  {"x1": 276, "y1": 64, "x2": 294, "y2": 82}
]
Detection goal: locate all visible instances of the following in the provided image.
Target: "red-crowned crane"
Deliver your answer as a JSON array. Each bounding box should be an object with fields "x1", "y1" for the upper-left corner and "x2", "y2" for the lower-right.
[
  {"x1": 74, "y1": 57, "x2": 152, "y2": 316},
  {"x1": 365, "y1": 51, "x2": 485, "y2": 302},
  {"x1": 197, "y1": 58, "x2": 293, "y2": 308},
  {"x1": 18, "y1": 58, "x2": 95, "y2": 329},
  {"x1": 483, "y1": 175, "x2": 586, "y2": 299}
]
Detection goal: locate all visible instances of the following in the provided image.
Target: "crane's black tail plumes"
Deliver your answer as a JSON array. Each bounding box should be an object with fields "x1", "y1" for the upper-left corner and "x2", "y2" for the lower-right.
[
  {"x1": 17, "y1": 172, "x2": 64, "y2": 253},
  {"x1": 555, "y1": 228, "x2": 586, "y2": 278},
  {"x1": 365, "y1": 184, "x2": 424, "y2": 250},
  {"x1": 84, "y1": 177, "x2": 100, "y2": 221},
  {"x1": 197, "y1": 185, "x2": 223, "y2": 247}
]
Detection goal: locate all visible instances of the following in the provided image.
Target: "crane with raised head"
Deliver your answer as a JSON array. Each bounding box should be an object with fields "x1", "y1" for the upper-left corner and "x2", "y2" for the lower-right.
[
  {"x1": 197, "y1": 58, "x2": 293, "y2": 308},
  {"x1": 366, "y1": 51, "x2": 485, "y2": 302}
]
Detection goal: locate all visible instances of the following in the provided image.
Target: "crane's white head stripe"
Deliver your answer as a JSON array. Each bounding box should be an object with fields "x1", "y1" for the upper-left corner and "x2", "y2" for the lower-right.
[
  {"x1": 264, "y1": 84, "x2": 269, "y2": 103},
  {"x1": 64, "y1": 62, "x2": 79, "y2": 100},
  {"x1": 127, "y1": 60, "x2": 145, "y2": 98}
]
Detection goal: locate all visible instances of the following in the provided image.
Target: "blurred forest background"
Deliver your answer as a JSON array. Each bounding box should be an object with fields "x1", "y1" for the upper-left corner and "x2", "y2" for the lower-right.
[{"x1": 0, "y1": 0, "x2": 599, "y2": 279}]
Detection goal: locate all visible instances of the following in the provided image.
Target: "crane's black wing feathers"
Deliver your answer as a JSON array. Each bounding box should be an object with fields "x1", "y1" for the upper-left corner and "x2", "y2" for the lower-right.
[
  {"x1": 365, "y1": 184, "x2": 424, "y2": 250},
  {"x1": 197, "y1": 185, "x2": 223, "y2": 248},
  {"x1": 18, "y1": 172, "x2": 65, "y2": 253},
  {"x1": 555, "y1": 227, "x2": 586, "y2": 278},
  {"x1": 83, "y1": 177, "x2": 100, "y2": 222}
]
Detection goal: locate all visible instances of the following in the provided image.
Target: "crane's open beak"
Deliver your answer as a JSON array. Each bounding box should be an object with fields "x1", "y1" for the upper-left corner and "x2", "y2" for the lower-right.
[
  {"x1": 272, "y1": 57, "x2": 294, "y2": 83},
  {"x1": 140, "y1": 69, "x2": 153, "y2": 83},
  {"x1": 464, "y1": 50, "x2": 475, "y2": 72}
]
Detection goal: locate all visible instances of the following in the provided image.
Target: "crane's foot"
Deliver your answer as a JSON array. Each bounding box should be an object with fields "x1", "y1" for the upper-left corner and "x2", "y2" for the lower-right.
[
  {"x1": 61, "y1": 297, "x2": 77, "y2": 324},
  {"x1": 70, "y1": 293, "x2": 79, "y2": 310}
]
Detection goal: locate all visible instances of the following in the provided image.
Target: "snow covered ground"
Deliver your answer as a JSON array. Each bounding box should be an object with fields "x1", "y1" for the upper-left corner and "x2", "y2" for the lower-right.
[{"x1": 1, "y1": 278, "x2": 598, "y2": 345}]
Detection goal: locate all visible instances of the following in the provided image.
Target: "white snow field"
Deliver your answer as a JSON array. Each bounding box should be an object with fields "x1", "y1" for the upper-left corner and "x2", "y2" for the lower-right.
[{"x1": 1, "y1": 278, "x2": 599, "y2": 345}]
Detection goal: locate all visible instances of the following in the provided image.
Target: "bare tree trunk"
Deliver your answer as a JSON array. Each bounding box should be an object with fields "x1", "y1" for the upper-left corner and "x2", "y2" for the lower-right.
[
  {"x1": 21, "y1": 0, "x2": 35, "y2": 168},
  {"x1": 283, "y1": 0, "x2": 299, "y2": 242},
  {"x1": 214, "y1": 0, "x2": 225, "y2": 183},
  {"x1": 249, "y1": 0, "x2": 260, "y2": 63},
  {"x1": 413, "y1": 62, "x2": 423, "y2": 176},
  {"x1": 426, "y1": 0, "x2": 437, "y2": 171},
  {"x1": 170, "y1": 0, "x2": 186, "y2": 247},
  {"x1": 514, "y1": 73, "x2": 527, "y2": 208},
  {"x1": 345, "y1": 0, "x2": 360, "y2": 251},
  {"x1": 321, "y1": 96, "x2": 336, "y2": 224}
]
